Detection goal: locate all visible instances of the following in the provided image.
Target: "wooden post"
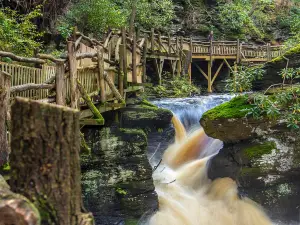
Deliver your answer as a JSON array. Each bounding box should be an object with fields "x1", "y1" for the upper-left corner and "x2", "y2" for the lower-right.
[
  {"x1": 188, "y1": 37, "x2": 193, "y2": 84},
  {"x1": 176, "y1": 37, "x2": 180, "y2": 76},
  {"x1": 151, "y1": 28, "x2": 155, "y2": 52},
  {"x1": 158, "y1": 32, "x2": 162, "y2": 52},
  {"x1": 209, "y1": 39, "x2": 213, "y2": 65},
  {"x1": 97, "y1": 46, "x2": 106, "y2": 104},
  {"x1": 0, "y1": 71, "x2": 11, "y2": 166},
  {"x1": 118, "y1": 45, "x2": 124, "y2": 97},
  {"x1": 180, "y1": 36, "x2": 184, "y2": 76},
  {"x1": 208, "y1": 61, "x2": 212, "y2": 93},
  {"x1": 267, "y1": 43, "x2": 271, "y2": 61},
  {"x1": 55, "y1": 62, "x2": 66, "y2": 106},
  {"x1": 142, "y1": 34, "x2": 148, "y2": 83},
  {"x1": 67, "y1": 41, "x2": 79, "y2": 109},
  {"x1": 10, "y1": 98, "x2": 94, "y2": 225},
  {"x1": 237, "y1": 39, "x2": 240, "y2": 64},
  {"x1": 168, "y1": 33, "x2": 171, "y2": 55},
  {"x1": 234, "y1": 62, "x2": 238, "y2": 92},
  {"x1": 103, "y1": 72, "x2": 125, "y2": 104},
  {"x1": 121, "y1": 28, "x2": 128, "y2": 89},
  {"x1": 132, "y1": 33, "x2": 137, "y2": 84}
]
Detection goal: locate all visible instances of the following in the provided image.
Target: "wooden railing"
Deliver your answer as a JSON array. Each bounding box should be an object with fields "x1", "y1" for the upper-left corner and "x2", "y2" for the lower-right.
[{"x1": 0, "y1": 28, "x2": 286, "y2": 107}]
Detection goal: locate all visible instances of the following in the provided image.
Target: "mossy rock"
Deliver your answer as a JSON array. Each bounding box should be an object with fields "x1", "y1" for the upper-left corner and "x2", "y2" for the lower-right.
[
  {"x1": 201, "y1": 95, "x2": 251, "y2": 121},
  {"x1": 243, "y1": 141, "x2": 277, "y2": 160}
]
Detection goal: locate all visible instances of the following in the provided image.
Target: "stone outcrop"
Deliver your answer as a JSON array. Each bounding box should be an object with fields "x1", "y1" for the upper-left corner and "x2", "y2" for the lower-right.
[
  {"x1": 253, "y1": 44, "x2": 300, "y2": 91},
  {"x1": 81, "y1": 99, "x2": 174, "y2": 225},
  {"x1": 200, "y1": 95, "x2": 300, "y2": 222}
]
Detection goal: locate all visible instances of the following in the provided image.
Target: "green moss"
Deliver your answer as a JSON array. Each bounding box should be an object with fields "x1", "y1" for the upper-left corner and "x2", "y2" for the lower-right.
[
  {"x1": 1, "y1": 162, "x2": 10, "y2": 171},
  {"x1": 119, "y1": 128, "x2": 147, "y2": 140},
  {"x1": 34, "y1": 195, "x2": 57, "y2": 224},
  {"x1": 201, "y1": 95, "x2": 252, "y2": 120},
  {"x1": 125, "y1": 219, "x2": 139, "y2": 225},
  {"x1": 243, "y1": 142, "x2": 277, "y2": 159},
  {"x1": 116, "y1": 187, "x2": 127, "y2": 195},
  {"x1": 141, "y1": 99, "x2": 157, "y2": 108}
]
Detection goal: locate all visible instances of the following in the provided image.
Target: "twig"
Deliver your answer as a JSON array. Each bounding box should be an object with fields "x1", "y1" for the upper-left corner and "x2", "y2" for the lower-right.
[
  {"x1": 153, "y1": 159, "x2": 162, "y2": 172},
  {"x1": 264, "y1": 83, "x2": 289, "y2": 95},
  {"x1": 168, "y1": 180, "x2": 176, "y2": 184}
]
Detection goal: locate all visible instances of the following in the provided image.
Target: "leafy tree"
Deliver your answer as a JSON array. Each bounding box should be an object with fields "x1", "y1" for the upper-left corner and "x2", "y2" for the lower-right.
[
  {"x1": 0, "y1": 7, "x2": 43, "y2": 56},
  {"x1": 59, "y1": 0, "x2": 175, "y2": 38}
]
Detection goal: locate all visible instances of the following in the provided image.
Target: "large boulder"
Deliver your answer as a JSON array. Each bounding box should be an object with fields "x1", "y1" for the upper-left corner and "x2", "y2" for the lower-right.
[
  {"x1": 81, "y1": 127, "x2": 158, "y2": 225},
  {"x1": 253, "y1": 44, "x2": 300, "y2": 91},
  {"x1": 200, "y1": 95, "x2": 300, "y2": 223}
]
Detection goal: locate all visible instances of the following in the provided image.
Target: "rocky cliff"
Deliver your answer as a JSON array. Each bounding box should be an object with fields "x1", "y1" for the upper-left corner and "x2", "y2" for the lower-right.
[
  {"x1": 81, "y1": 100, "x2": 174, "y2": 225},
  {"x1": 200, "y1": 95, "x2": 300, "y2": 223}
]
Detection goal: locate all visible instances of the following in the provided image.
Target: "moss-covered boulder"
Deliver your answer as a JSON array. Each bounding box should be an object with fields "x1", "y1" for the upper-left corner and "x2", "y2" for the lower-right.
[
  {"x1": 253, "y1": 44, "x2": 300, "y2": 91},
  {"x1": 81, "y1": 127, "x2": 158, "y2": 225},
  {"x1": 120, "y1": 99, "x2": 173, "y2": 131},
  {"x1": 202, "y1": 95, "x2": 300, "y2": 221},
  {"x1": 200, "y1": 95, "x2": 275, "y2": 142}
]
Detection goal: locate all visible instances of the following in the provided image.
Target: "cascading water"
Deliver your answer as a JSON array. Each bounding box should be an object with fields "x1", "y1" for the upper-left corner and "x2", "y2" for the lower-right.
[{"x1": 144, "y1": 95, "x2": 275, "y2": 225}]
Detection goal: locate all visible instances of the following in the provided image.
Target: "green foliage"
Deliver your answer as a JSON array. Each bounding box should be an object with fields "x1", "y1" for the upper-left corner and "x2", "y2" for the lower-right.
[
  {"x1": 61, "y1": 0, "x2": 126, "y2": 37},
  {"x1": 225, "y1": 66, "x2": 265, "y2": 92},
  {"x1": 202, "y1": 95, "x2": 252, "y2": 120},
  {"x1": 116, "y1": 187, "x2": 127, "y2": 195},
  {"x1": 60, "y1": 0, "x2": 174, "y2": 37},
  {"x1": 148, "y1": 73, "x2": 200, "y2": 98},
  {"x1": 244, "y1": 70, "x2": 300, "y2": 129},
  {"x1": 0, "y1": 7, "x2": 43, "y2": 56}
]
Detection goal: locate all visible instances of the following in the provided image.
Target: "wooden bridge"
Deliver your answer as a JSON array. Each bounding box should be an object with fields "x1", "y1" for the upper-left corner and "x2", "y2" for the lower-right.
[{"x1": 0, "y1": 28, "x2": 284, "y2": 124}]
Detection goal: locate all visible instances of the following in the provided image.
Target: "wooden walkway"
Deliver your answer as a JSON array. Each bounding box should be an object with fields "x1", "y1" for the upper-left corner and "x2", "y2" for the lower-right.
[{"x1": 0, "y1": 28, "x2": 284, "y2": 124}]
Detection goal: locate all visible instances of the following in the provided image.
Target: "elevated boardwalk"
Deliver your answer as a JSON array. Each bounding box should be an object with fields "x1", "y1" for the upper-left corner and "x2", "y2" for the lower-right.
[{"x1": 0, "y1": 28, "x2": 284, "y2": 124}]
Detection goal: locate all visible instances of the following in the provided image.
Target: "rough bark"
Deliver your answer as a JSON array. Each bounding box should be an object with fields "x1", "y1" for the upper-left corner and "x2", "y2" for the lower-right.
[
  {"x1": 0, "y1": 72, "x2": 11, "y2": 166},
  {"x1": 68, "y1": 41, "x2": 79, "y2": 109},
  {"x1": 9, "y1": 97, "x2": 94, "y2": 225},
  {"x1": 0, "y1": 51, "x2": 45, "y2": 64},
  {"x1": 55, "y1": 62, "x2": 66, "y2": 105},
  {"x1": 10, "y1": 83, "x2": 54, "y2": 94}
]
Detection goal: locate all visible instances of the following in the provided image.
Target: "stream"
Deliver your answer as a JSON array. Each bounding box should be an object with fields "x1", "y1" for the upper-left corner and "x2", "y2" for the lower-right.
[{"x1": 148, "y1": 94, "x2": 296, "y2": 225}]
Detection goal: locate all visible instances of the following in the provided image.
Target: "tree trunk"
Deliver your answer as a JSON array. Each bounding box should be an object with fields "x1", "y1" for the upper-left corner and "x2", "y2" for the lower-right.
[
  {"x1": 0, "y1": 175, "x2": 41, "y2": 225},
  {"x1": 0, "y1": 72, "x2": 11, "y2": 166},
  {"x1": 129, "y1": 0, "x2": 137, "y2": 37},
  {"x1": 9, "y1": 97, "x2": 94, "y2": 225}
]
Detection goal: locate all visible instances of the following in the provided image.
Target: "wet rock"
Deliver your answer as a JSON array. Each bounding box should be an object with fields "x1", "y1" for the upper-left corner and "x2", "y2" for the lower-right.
[
  {"x1": 201, "y1": 96, "x2": 300, "y2": 222},
  {"x1": 81, "y1": 127, "x2": 158, "y2": 225}
]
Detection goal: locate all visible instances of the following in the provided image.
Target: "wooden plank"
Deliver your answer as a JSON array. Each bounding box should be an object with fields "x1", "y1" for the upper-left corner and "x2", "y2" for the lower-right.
[{"x1": 55, "y1": 62, "x2": 66, "y2": 105}]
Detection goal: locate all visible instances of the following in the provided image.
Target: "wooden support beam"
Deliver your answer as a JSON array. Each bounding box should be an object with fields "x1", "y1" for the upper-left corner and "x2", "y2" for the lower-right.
[
  {"x1": 118, "y1": 44, "x2": 124, "y2": 97},
  {"x1": 151, "y1": 28, "x2": 155, "y2": 52},
  {"x1": 97, "y1": 46, "x2": 106, "y2": 104},
  {"x1": 122, "y1": 28, "x2": 128, "y2": 89},
  {"x1": 211, "y1": 61, "x2": 224, "y2": 85},
  {"x1": 223, "y1": 58, "x2": 234, "y2": 73},
  {"x1": 10, "y1": 97, "x2": 94, "y2": 225},
  {"x1": 168, "y1": 34, "x2": 171, "y2": 55},
  {"x1": 67, "y1": 41, "x2": 79, "y2": 109},
  {"x1": 132, "y1": 33, "x2": 138, "y2": 84},
  {"x1": 77, "y1": 79, "x2": 105, "y2": 125},
  {"x1": 208, "y1": 61, "x2": 212, "y2": 93},
  {"x1": 103, "y1": 72, "x2": 125, "y2": 104},
  {"x1": 55, "y1": 62, "x2": 66, "y2": 106},
  {"x1": 194, "y1": 63, "x2": 208, "y2": 80},
  {"x1": 170, "y1": 60, "x2": 177, "y2": 77},
  {"x1": 236, "y1": 39, "x2": 241, "y2": 64},
  {"x1": 37, "y1": 54, "x2": 66, "y2": 64},
  {"x1": 0, "y1": 71, "x2": 11, "y2": 166},
  {"x1": 154, "y1": 58, "x2": 164, "y2": 85}
]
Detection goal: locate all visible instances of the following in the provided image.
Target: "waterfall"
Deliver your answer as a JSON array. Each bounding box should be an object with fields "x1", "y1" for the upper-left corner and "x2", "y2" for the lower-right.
[{"x1": 144, "y1": 95, "x2": 275, "y2": 225}]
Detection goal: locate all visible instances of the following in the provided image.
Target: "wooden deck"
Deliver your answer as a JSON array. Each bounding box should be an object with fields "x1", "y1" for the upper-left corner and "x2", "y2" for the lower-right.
[{"x1": 0, "y1": 28, "x2": 285, "y2": 125}]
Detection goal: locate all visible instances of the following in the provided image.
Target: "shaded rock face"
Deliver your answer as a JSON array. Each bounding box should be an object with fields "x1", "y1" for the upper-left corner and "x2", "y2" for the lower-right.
[
  {"x1": 253, "y1": 50, "x2": 300, "y2": 91},
  {"x1": 202, "y1": 110, "x2": 300, "y2": 222},
  {"x1": 81, "y1": 127, "x2": 158, "y2": 225}
]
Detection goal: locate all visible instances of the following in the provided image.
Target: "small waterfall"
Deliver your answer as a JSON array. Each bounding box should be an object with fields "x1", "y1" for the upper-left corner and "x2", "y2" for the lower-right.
[
  {"x1": 152, "y1": 94, "x2": 234, "y2": 132},
  {"x1": 144, "y1": 95, "x2": 275, "y2": 225}
]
